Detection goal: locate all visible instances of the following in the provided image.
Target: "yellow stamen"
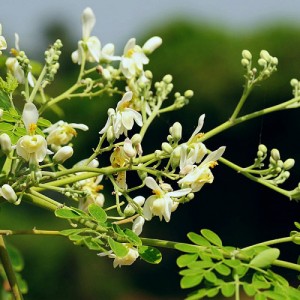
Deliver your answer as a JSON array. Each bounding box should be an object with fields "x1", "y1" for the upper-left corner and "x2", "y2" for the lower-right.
[
  {"x1": 29, "y1": 123, "x2": 37, "y2": 134},
  {"x1": 209, "y1": 161, "x2": 218, "y2": 168},
  {"x1": 95, "y1": 185, "x2": 104, "y2": 192}
]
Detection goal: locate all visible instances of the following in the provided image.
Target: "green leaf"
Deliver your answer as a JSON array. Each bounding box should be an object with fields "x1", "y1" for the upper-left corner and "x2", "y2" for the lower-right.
[
  {"x1": 223, "y1": 259, "x2": 241, "y2": 268},
  {"x1": 2, "y1": 110, "x2": 18, "y2": 122},
  {"x1": 37, "y1": 117, "x2": 52, "y2": 128},
  {"x1": 221, "y1": 283, "x2": 235, "y2": 297},
  {"x1": 7, "y1": 244, "x2": 24, "y2": 272},
  {"x1": 254, "y1": 294, "x2": 267, "y2": 300},
  {"x1": 243, "y1": 283, "x2": 256, "y2": 296},
  {"x1": 204, "y1": 271, "x2": 218, "y2": 283},
  {"x1": 177, "y1": 253, "x2": 198, "y2": 268},
  {"x1": 60, "y1": 229, "x2": 86, "y2": 236},
  {"x1": 180, "y1": 268, "x2": 204, "y2": 276},
  {"x1": 88, "y1": 204, "x2": 107, "y2": 223},
  {"x1": 0, "y1": 90, "x2": 12, "y2": 110},
  {"x1": 84, "y1": 237, "x2": 105, "y2": 251},
  {"x1": 250, "y1": 248, "x2": 280, "y2": 268},
  {"x1": 186, "y1": 289, "x2": 207, "y2": 300},
  {"x1": 138, "y1": 245, "x2": 162, "y2": 264},
  {"x1": 123, "y1": 228, "x2": 142, "y2": 246},
  {"x1": 55, "y1": 208, "x2": 83, "y2": 219},
  {"x1": 108, "y1": 237, "x2": 128, "y2": 258},
  {"x1": 214, "y1": 263, "x2": 231, "y2": 276},
  {"x1": 180, "y1": 274, "x2": 203, "y2": 289},
  {"x1": 187, "y1": 232, "x2": 211, "y2": 247},
  {"x1": 175, "y1": 243, "x2": 199, "y2": 253},
  {"x1": 188, "y1": 260, "x2": 214, "y2": 269},
  {"x1": 206, "y1": 287, "x2": 219, "y2": 298},
  {"x1": 200, "y1": 229, "x2": 222, "y2": 247},
  {"x1": 0, "y1": 122, "x2": 14, "y2": 131}
]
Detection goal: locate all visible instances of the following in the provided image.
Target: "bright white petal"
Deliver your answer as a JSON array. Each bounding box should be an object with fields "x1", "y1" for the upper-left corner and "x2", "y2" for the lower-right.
[
  {"x1": 82, "y1": 7, "x2": 96, "y2": 39},
  {"x1": 190, "y1": 114, "x2": 205, "y2": 140},
  {"x1": 145, "y1": 177, "x2": 161, "y2": 191},
  {"x1": 22, "y1": 102, "x2": 39, "y2": 131}
]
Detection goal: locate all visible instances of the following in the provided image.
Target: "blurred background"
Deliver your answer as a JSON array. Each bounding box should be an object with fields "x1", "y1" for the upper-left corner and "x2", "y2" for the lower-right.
[{"x1": 1, "y1": 1, "x2": 300, "y2": 299}]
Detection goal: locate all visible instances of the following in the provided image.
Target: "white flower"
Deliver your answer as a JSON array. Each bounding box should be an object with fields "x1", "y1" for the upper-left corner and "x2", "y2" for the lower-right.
[
  {"x1": 0, "y1": 184, "x2": 17, "y2": 203},
  {"x1": 143, "y1": 177, "x2": 191, "y2": 222},
  {"x1": 178, "y1": 146, "x2": 226, "y2": 192},
  {"x1": 120, "y1": 37, "x2": 161, "y2": 79},
  {"x1": 16, "y1": 135, "x2": 48, "y2": 164},
  {"x1": 6, "y1": 34, "x2": 34, "y2": 86},
  {"x1": 0, "y1": 24, "x2": 7, "y2": 54},
  {"x1": 98, "y1": 244, "x2": 139, "y2": 268},
  {"x1": 78, "y1": 175, "x2": 105, "y2": 212},
  {"x1": 177, "y1": 114, "x2": 208, "y2": 174},
  {"x1": 22, "y1": 102, "x2": 39, "y2": 132},
  {"x1": 43, "y1": 121, "x2": 88, "y2": 147},
  {"x1": 99, "y1": 91, "x2": 143, "y2": 139},
  {"x1": 53, "y1": 146, "x2": 73, "y2": 163},
  {"x1": 132, "y1": 216, "x2": 145, "y2": 236}
]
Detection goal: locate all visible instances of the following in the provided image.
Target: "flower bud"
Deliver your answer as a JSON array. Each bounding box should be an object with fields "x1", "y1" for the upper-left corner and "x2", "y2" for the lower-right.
[
  {"x1": 161, "y1": 142, "x2": 173, "y2": 154},
  {"x1": 0, "y1": 133, "x2": 12, "y2": 154},
  {"x1": 124, "y1": 205, "x2": 135, "y2": 217},
  {"x1": 132, "y1": 216, "x2": 145, "y2": 236},
  {"x1": 170, "y1": 147, "x2": 181, "y2": 168},
  {"x1": 142, "y1": 36, "x2": 162, "y2": 54},
  {"x1": 258, "y1": 58, "x2": 267, "y2": 67},
  {"x1": 271, "y1": 148, "x2": 280, "y2": 161},
  {"x1": 283, "y1": 158, "x2": 295, "y2": 170},
  {"x1": 169, "y1": 122, "x2": 182, "y2": 142},
  {"x1": 0, "y1": 184, "x2": 17, "y2": 203},
  {"x1": 242, "y1": 50, "x2": 252, "y2": 60},
  {"x1": 131, "y1": 134, "x2": 142, "y2": 146},
  {"x1": 107, "y1": 126, "x2": 115, "y2": 143},
  {"x1": 53, "y1": 146, "x2": 73, "y2": 163},
  {"x1": 123, "y1": 138, "x2": 136, "y2": 158},
  {"x1": 258, "y1": 144, "x2": 267, "y2": 153},
  {"x1": 0, "y1": 108, "x2": 3, "y2": 118},
  {"x1": 184, "y1": 90, "x2": 194, "y2": 98},
  {"x1": 163, "y1": 74, "x2": 172, "y2": 84},
  {"x1": 260, "y1": 50, "x2": 271, "y2": 62},
  {"x1": 290, "y1": 78, "x2": 299, "y2": 87},
  {"x1": 241, "y1": 58, "x2": 250, "y2": 67}
]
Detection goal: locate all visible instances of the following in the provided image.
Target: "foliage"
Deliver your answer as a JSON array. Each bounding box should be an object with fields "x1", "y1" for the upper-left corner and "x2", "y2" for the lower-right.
[{"x1": 0, "y1": 7, "x2": 299, "y2": 300}]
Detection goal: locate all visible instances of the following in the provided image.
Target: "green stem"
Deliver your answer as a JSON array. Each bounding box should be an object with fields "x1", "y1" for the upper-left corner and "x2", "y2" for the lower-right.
[
  {"x1": 218, "y1": 156, "x2": 292, "y2": 199},
  {"x1": 0, "y1": 235, "x2": 23, "y2": 300},
  {"x1": 28, "y1": 66, "x2": 47, "y2": 103},
  {"x1": 0, "y1": 229, "x2": 60, "y2": 236}
]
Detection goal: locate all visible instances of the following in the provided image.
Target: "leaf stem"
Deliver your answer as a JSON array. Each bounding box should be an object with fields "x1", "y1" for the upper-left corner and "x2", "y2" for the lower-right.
[{"x1": 0, "y1": 235, "x2": 23, "y2": 300}]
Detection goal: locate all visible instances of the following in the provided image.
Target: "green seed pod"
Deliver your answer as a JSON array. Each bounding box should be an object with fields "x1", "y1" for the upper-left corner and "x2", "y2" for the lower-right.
[{"x1": 250, "y1": 248, "x2": 280, "y2": 268}]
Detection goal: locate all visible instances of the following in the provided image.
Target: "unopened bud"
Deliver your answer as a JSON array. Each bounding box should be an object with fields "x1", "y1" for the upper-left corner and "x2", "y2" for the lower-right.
[
  {"x1": 142, "y1": 36, "x2": 162, "y2": 54},
  {"x1": 283, "y1": 158, "x2": 295, "y2": 170},
  {"x1": 161, "y1": 142, "x2": 173, "y2": 154},
  {"x1": 170, "y1": 122, "x2": 182, "y2": 142},
  {"x1": 124, "y1": 138, "x2": 136, "y2": 158},
  {"x1": 131, "y1": 134, "x2": 142, "y2": 146},
  {"x1": 107, "y1": 126, "x2": 115, "y2": 143},
  {"x1": 260, "y1": 50, "x2": 271, "y2": 62},
  {"x1": 170, "y1": 147, "x2": 181, "y2": 168},
  {"x1": 258, "y1": 58, "x2": 267, "y2": 67},
  {"x1": 258, "y1": 144, "x2": 267, "y2": 153},
  {"x1": 184, "y1": 90, "x2": 194, "y2": 98},
  {"x1": 0, "y1": 184, "x2": 17, "y2": 203},
  {"x1": 241, "y1": 58, "x2": 250, "y2": 67},
  {"x1": 271, "y1": 149, "x2": 280, "y2": 161},
  {"x1": 242, "y1": 50, "x2": 252, "y2": 60},
  {"x1": 0, "y1": 133, "x2": 12, "y2": 154},
  {"x1": 163, "y1": 74, "x2": 172, "y2": 84},
  {"x1": 53, "y1": 146, "x2": 73, "y2": 163},
  {"x1": 290, "y1": 78, "x2": 299, "y2": 87},
  {"x1": 186, "y1": 193, "x2": 194, "y2": 201},
  {"x1": 0, "y1": 109, "x2": 3, "y2": 118}
]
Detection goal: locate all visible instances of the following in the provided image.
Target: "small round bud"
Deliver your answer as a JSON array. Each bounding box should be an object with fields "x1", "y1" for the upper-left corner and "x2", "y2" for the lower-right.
[
  {"x1": 290, "y1": 78, "x2": 298, "y2": 87},
  {"x1": 184, "y1": 90, "x2": 194, "y2": 98},
  {"x1": 283, "y1": 158, "x2": 295, "y2": 170},
  {"x1": 0, "y1": 109, "x2": 3, "y2": 118},
  {"x1": 271, "y1": 57, "x2": 278, "y2": 65},
  {"x1": 124, "y1": 205, "x2": 135, "y2": 217},
  {"x1": 131, "y1": 134, "x2": 142, "y2": 145},
  {"x1": 163, "y1": 74, "x2": 172, "y2": 84},
  {"x1": 144, "y1": 70, "x2": 153, "y2": 79},
  {"x1": 283, "y1": 171, "x2": 290, "y2": 179},
  {"x1": 260, "y1": 50, "x2": 271, "y2": 62},
  {"x1": 258, "y1": 58, "x2": 267, "y2": 67},
  {"x1": 186, "y1": 193, "x2": 194, "y2": 201},
  {"x1": 241, "y1": 58, "x2": 250, "y2": 67},
  {"x1": 257, "y1": 150, "x2": 264, "y2": 158},
  {"x1": 258, "y1": 144, "x2": 267, "y2": 153},
  {"x1": 271, "y1": 149, "x2": 280, "y2": 161},
  {"x1": 242, "y1": 50, "x2": 252, "y2": 60},
  {"x1": 161, "y1": 142, "x2": 173, "y2": 154}
]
